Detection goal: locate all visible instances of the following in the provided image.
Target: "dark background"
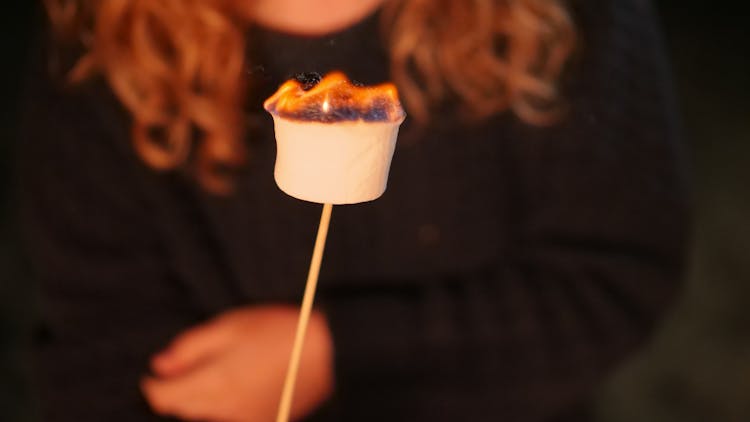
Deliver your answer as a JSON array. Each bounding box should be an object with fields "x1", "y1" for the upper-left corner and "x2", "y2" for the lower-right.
[
  {"x1": 2, "y1": 1, "x2": 748, "y2": 421},
  {"x1": 1, "y1": 2, "x2": 37, "y2": 422}
]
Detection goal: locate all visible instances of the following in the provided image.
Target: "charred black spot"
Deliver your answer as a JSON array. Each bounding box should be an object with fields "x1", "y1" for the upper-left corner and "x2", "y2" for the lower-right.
[{"x1": 293, "y1": 72, "x2": 322, "y2": 91}]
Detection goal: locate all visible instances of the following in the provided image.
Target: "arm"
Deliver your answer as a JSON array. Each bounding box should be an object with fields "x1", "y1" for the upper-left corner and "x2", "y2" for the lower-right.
[
  {"x1": 18, "y1": 72, "x2": 190, "y2": 422},
  {"x1": 321, "y1": 0, "x2": 689, "y2": 420}
]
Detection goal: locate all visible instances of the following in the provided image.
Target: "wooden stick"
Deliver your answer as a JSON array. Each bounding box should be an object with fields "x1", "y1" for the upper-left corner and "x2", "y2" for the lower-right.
[{"x1": 276, "y1": 203, "x2": 333, "y2": 422}]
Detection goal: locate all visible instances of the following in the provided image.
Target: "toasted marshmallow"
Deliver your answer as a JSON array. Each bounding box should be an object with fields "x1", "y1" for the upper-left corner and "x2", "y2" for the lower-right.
[{"x1": 264, "y1": 72, "x2": 405, "y2": 204}]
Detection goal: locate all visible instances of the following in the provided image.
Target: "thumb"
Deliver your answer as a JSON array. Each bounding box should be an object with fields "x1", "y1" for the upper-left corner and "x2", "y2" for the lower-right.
[{"x1": 151, "y1": 318, "x2": 235, "y2": 377}]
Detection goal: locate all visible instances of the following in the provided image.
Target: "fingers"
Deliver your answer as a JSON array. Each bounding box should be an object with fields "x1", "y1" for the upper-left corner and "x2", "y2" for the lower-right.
[
  {"x1": 142, "y1": 307, "x2": 331, "y2": 422},
  {"x1": 141, "y1": 369, "x2": 221, "y2": 421},
  {"x1": 151, "y1": 318, "x2": 236, "y2": 378},
  {"x1": 141, "y1": 360, "x2": 269, "y2": 422}
]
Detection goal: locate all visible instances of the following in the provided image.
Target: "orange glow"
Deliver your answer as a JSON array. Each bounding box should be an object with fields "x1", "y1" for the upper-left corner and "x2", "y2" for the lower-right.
[{"x1": 264, "y1": 72, "x2": 405, "y2": 123}]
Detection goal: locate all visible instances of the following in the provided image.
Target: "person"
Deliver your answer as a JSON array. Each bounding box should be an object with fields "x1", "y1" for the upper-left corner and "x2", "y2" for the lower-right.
[{"x1": 16, "y1": 0, "x2": 689, "y2": 421}]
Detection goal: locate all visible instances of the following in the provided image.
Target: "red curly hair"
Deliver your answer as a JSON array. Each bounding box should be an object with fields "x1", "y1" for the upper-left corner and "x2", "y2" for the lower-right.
[{"x1": 45, "y1": 0, "x2": 576, "y2": 192}]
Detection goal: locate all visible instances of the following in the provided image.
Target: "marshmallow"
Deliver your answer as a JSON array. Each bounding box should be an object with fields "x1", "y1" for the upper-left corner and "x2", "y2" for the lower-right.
[{"x1": 264, "y1": 72, "x2": 406, "y2": 204}]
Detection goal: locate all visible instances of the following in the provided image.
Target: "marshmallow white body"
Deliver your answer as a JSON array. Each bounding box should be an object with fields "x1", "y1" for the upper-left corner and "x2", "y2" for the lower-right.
[{"x1": 271, "y1": 115, "x2": 403, "y2": 204}]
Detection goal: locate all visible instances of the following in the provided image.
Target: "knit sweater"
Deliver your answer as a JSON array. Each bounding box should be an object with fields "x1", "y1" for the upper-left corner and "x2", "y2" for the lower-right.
[{"x1": 17, "y1": 0, "x2": 689, "y2": 421}]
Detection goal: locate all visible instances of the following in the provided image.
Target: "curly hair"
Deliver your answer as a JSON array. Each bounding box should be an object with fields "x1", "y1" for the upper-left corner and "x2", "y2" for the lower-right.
[{"x1": 45, "y1": 0, "x2": 575, "y2": 192}]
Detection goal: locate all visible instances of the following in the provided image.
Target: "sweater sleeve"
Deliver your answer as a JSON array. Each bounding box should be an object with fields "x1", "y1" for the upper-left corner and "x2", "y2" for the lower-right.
[
  {"x1": 18, "y1": 75, "x2": 188, "y2": 422},
  {"x1": 320, "y1": 1, "x2": 689, "y2": 420}
]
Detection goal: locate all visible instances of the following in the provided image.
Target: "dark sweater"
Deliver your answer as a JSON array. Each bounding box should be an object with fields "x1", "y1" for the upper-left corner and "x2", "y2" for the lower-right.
[{"x1": 16, "y1": 0, "x2": 689, "y2": 421}]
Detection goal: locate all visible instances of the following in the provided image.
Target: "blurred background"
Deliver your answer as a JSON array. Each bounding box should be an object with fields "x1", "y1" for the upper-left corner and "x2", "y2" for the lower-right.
[
  {"x1": 1, "y1": 1, "x2": 747, "y2": 421},
  {"x1": 1, "y1": 2, "x2": 36, "y2": 421}
]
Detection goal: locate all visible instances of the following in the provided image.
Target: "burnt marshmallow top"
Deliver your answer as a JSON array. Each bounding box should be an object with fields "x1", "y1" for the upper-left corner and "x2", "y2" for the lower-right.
[{"x1": 264, "y1": 71, "x2": 406, "y2": 123}]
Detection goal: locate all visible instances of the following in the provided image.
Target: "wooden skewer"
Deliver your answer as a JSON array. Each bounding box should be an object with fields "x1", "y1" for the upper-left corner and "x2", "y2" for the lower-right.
[{"x1": 276, "y1": 203, "x2": 334, "y2": 422}]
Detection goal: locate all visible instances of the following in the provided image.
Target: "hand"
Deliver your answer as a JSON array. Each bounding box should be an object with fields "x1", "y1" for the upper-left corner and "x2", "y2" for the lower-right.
[{"x1": 141, "y1": 306, "x2": 334, "y2": 422}]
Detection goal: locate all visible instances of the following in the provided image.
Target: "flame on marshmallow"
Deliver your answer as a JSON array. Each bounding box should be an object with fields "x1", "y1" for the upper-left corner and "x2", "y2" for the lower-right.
[{"x1": 263, "y1": 72, "x2": 405, "y2": 123}]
